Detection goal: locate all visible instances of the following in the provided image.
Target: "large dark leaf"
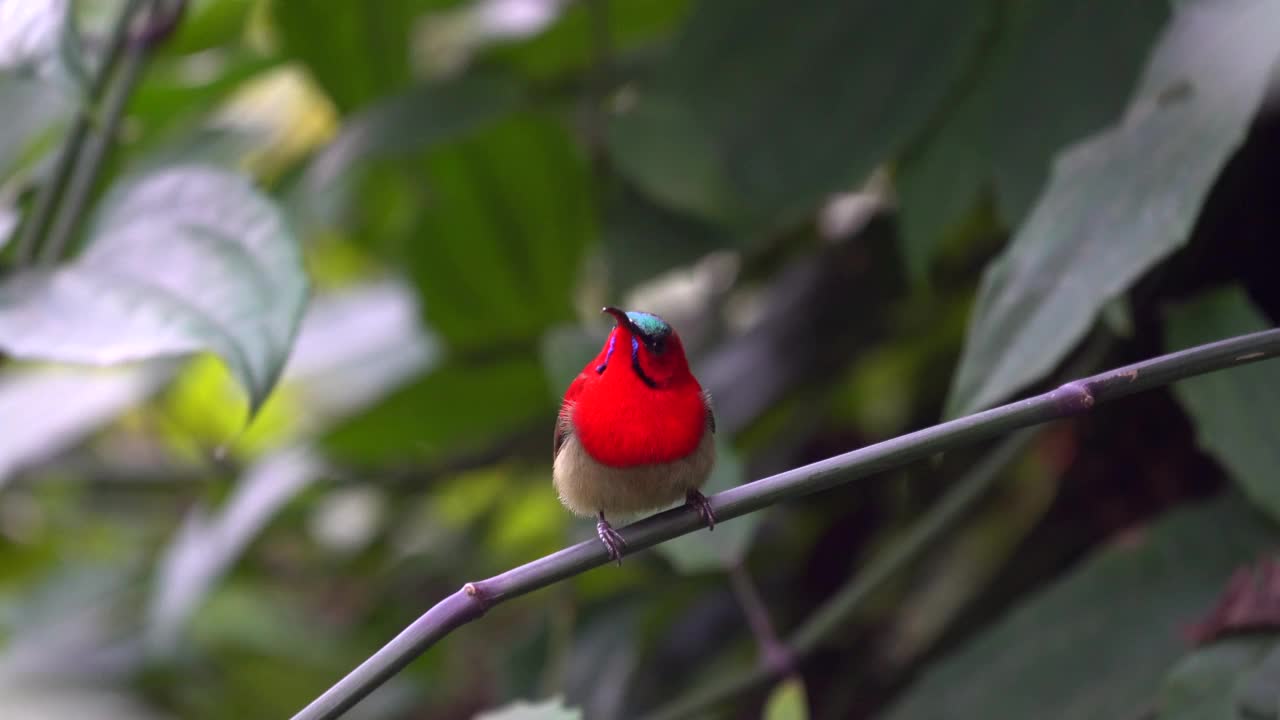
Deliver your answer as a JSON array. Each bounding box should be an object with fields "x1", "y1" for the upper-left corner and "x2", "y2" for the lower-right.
[
  {"x1": 160, "y1": 0, "x2": 255, "y2": 56},
  {"x1": 602, "y1": 183, "x2": 736, "y2": 293},
  {"x1": 0, "y1": 165, "x2": 309, "y2": 410},
  {"x1": 946, "y1": 0, "x2": 1280, "y2": 416},
  {"x1": 491, "y1": 0, "x2": 692, "y2": 80},
  {"x1": 1165, "y1": 287, "x2": 1280, "y2": 523},
  {"x1": 884, "y1": 496, "x2": 1279, "y2": 720},
  {"x1": 896, "y1": 0, "x2": 1167, "y2": 281},
  {"x1": 290, "y1": 71, "x2": 522, "y2": 228},
  {"x1": 324, "y1": 357, "x2": 553, "y2": 466},
  {"x1": 608, "y1": 0, "x2": 988, "y2": 230},
  {"x1": 407, "y1": 112, "x2": 594, "y2": 350},
  {"x1": 271, "y1": 0, "x2": 447, "y2": 112},
  {"x1": 1156, "y1": 637, "x2": 1280, "y2": 720}
]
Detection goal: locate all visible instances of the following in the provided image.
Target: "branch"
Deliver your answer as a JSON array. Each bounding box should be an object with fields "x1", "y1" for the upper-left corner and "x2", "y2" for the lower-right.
[
  {"x1": 12, "y1": 0, "x2": 147, "y2": 266},
  {"x1": 291, "y1": 328, "x2": 1280, "y2": 720},
  {"x1": 728, "y1": 563, "x2": 793, "y2": 677},
  {"x1": 38, "y1": 0, "x2": 185, "y2": 265}
]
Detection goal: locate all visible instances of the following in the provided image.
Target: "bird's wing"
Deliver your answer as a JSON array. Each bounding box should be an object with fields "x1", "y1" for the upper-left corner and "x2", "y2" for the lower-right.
[
  {"x1": 703, "y1": 389, "x2": 717, "y2": 434},
  {"x1": 554, "y1": 374, "x2": 588, "y2": 460},
  {"x1": 554, "y1": 404, "x2": 573, "y2": 459}
]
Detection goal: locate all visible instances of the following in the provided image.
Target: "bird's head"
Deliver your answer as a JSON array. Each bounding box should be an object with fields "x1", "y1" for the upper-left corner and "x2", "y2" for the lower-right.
[{"x1": 599, "y1": 306, "x2": 694, "y2": 388}]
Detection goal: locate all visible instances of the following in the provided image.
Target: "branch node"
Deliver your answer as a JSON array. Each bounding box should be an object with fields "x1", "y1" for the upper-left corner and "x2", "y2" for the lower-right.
[
  {"x1": 462, "y1": 581, "x2": 497, "y2": 612},
  {"x1": 762, "y1": 644, "x2": 797, "y2": 679},
  {"x1": 1052, "y1": 380, "x2": 1095, "y2": 414},
  {"x1": 130, "y1": 0, "x2": 188, "y2": 51}
]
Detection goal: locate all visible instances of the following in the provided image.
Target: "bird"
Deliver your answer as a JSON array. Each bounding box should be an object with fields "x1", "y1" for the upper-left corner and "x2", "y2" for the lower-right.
[{"x1": 553, "y1": 307, "x2": 717, "y2": 564}]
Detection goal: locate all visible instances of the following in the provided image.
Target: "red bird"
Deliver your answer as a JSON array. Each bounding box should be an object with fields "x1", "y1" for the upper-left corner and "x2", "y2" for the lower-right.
[{"x1": 553, "y1": 307, "x2": 717, "y2": 563}]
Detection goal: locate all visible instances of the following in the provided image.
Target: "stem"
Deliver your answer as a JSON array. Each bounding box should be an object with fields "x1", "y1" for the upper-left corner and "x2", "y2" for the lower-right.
[
  {"x1": 13, "y1": 0, "x2": 147, "y2": 266},
  {"x1": 793, "y1": 428, "x2": 1035, "y2": 653},
  {"x1": 728, "y1": 564, "x2": 792, "y2": 676},
  {"x1": 37, "y1": 1, "x2": 157, "y2": 266},
  {"x1": 291, "y1": 328, "x2": 1280, "y2": 720}
]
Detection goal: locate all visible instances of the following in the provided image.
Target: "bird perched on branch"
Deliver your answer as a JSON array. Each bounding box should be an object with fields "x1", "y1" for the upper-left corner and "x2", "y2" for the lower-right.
[{"x1": 553, "y1": 307, "x2": 717, "y2": 563}]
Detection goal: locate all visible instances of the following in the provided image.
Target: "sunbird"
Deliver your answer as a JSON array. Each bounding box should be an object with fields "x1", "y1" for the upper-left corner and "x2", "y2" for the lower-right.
[{"x1": 553, "y1": 307, "x2": 717, "y2": 563}]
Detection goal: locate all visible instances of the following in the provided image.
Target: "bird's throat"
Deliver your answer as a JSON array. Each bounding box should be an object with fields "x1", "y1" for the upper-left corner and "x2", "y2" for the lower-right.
[{"x1": 571, "y1": 376, "x2": 709, "y2": 468}]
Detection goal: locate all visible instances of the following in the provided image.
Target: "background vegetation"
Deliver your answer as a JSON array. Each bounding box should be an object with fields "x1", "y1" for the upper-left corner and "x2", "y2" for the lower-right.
[{"x1": 1, "y1": 0, "x2": 1279, "y2": 718}]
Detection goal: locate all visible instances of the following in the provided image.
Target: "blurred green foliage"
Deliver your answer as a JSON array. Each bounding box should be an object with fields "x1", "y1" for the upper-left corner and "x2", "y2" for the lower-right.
[{"x1": 0, "y1": 0, "x2": 1279, "y2": 719}]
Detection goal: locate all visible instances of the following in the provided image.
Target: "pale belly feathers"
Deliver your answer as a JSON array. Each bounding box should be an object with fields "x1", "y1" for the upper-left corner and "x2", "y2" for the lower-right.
[{"x1": 553, "y1": 426, "x2": 715, "y2": 518}]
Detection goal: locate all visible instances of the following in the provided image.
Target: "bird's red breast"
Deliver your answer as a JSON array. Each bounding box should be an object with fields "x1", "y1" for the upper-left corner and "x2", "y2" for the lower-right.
[{"x1": 560, "y1": 320, "x2": 710, "y2": 468}]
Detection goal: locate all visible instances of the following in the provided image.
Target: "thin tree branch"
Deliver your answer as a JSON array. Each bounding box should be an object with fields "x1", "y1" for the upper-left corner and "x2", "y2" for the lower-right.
[
  {"x1": 728, "y1": 563, "x2": 793, "y2": 676},
  {"x1": 291, "y1": 328, "x2": 1280, "y2": 720},
  {"x1": 792, "y1": 429, "x2": 1035, "y2": 655},
  {"x1": 13, "y1": 0, "x2": 147, "y2": 266},
  {"x1": 36, "y1": 0, "x2": 187, "y2": 265},
  {"x1": 36, "y1": 50, "x2": 143, "y2": 264}
]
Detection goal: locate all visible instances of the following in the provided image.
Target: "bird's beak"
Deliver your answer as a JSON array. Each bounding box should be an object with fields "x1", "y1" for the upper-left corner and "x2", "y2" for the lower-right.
[{"x1": 602, "y1": 306, "x2": 640, "y2": 335}]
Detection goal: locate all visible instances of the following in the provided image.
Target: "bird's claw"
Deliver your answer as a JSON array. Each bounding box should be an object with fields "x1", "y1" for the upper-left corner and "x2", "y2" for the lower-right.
[
  {"x1": 686, "y1": 489, "x2": 716, "y2": 531},
  {"x1": 596, "y1": 514, "x2": 627, "y2": 565}
]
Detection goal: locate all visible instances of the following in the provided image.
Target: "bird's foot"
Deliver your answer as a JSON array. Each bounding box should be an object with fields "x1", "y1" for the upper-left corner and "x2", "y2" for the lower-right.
[
  {"x1": 686, "y1": 489, "x2": 716, "y2": 531},
  {"x1": 596, "y1": 513, "x2": 627, "y2": 565}
]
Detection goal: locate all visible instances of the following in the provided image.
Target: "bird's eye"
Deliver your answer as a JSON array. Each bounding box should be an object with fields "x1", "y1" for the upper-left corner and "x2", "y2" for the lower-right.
[{"x1": 646, "y1": 336, "x2": 667, "y2": 354}]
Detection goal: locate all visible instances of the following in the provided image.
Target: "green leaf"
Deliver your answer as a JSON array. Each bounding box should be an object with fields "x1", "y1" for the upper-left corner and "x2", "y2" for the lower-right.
[
  {"x1": 149, "y1": 282, "x2": 435, "y2": 647},
  {"x1": 562, "y1": 608, "x2": 641, "y2": 718},
  {"x1": 603, "y1": 183, "x2": 737, "y2": 292},
  {"x1": 127, "y1": 51, "x2": 283, "y2": 141},
  {"x1": 1164, "y1": 287, "x2": 1280, "y2": 523},
  {"x1": 894, "y1": 87, "x2": 991, "y2": 286},
  {"x1": 608, "y1": 0, "x2": 988, "y2": 229},
  {"x1": 1157, "y1": 637, "x2": 1278, "y2": 720},
  {"x1": 0, "y1": 165, "x2": 309, "y2": 410},
  {"x1": 161, "y1": 0, "x2": 255, "y2": 57},
  {"x1": 539, "y1": 324, "x2": 605, "y2": 399},
  {"x1": 290, "y1": 71, "x2": 521, "y2": 228},
  {"x1": 408, "y1": 112, "x2": 594, "y2": 350},
  {"x1": 270, "y1": 0, "x2": 442, "y2": 112},
  {"x1": 946, "y1": 0, "x2": 1280, "y2": 417},
  {"x1": 491, "y1": 0, "x2": 692, "y2": 81},
  {"x1": 656, "y1": 438, "x2": 759, "y2": 574},
  {"x1": 1233, "y1": 640, "x2": 1280, "y2": 719},
  {"x1": 764, "y1": 677, "x2": 810, "y2": 720},
  {"x1": 475, "y1": 696, "x2": 582, "y2": 720},
  {"x1": 324, "y1": 356, "x2": 553, "y2": 465},
  {"x1": 147, "y1": 447, "x2": 322, "y2": 652},
  {"x1": 883, "y1": 495, "x2": 1279, "y2": 720},
  {"x1": 983, "y1": 0, "x2": 1169, "y2": 224},
  {"x1": 608, "y1": 97, "x2": 736, "y2": 227},
  {"x1": 896, "y1": 0, "x2": 1167, "y2": 282}
]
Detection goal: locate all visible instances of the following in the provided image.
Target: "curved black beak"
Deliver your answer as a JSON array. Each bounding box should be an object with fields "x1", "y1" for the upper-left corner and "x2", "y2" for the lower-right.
[{"x1": 602, "y1": 306, "x2": 639, "y2": 334}]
